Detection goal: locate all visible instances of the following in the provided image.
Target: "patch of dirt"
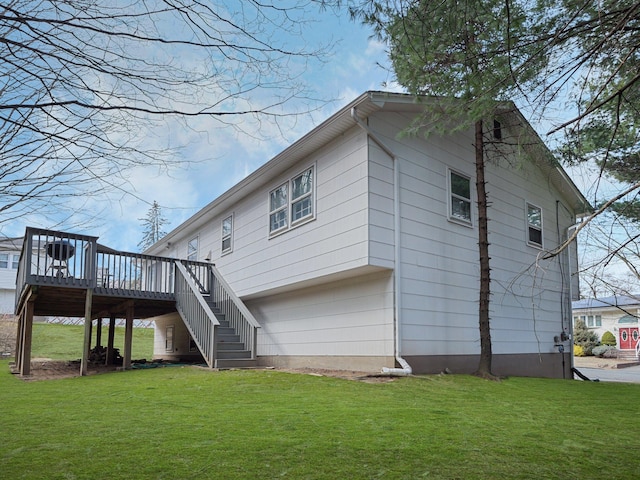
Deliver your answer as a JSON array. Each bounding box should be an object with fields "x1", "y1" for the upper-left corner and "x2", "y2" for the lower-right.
[
  {"x1": 10, "y1": 360, "x2": 399, "y2": 383},
  {"x1": 10, "y1": 359, "x2": 121, "y2": 381},
  {"x1": 273, "y1": 367, "x2": 398, "y2": 383}
]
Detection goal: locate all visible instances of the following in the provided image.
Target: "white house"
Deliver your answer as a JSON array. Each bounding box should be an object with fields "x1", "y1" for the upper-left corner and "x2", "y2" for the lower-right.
[
  {"x1": 572, "y1": 295, "x2": 640, "y2": 351},
  {"x1": 0, "y1": 237, "x2": 22, "y2": 314},
  {"x1": 146, "y1": 91, "x2": 590, "y2": 378}
]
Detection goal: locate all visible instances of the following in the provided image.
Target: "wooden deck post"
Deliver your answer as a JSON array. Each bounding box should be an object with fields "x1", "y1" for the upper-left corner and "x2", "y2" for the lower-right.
[
  {"x1": 123, "y1": 304, "x2": 134, "y2": 370},
  {"x1": 18, "y1": 300, "x2": 35, "y2": 376},
  {"x1": 96, "y1": 317, "x2": 102, "y2": 347},
  {"x1": 14, "y1": 310, "x2": 24, "y2": 372},
  {"x1": 106, "y1": 314, "x2": 116, "y2": 366},
  {"x1": 80, "y1": 288, "x2": 93, "y2": 376}
]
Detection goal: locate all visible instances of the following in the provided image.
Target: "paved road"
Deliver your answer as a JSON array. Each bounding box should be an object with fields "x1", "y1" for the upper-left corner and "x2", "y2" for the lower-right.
[{"x1": 573, "y1": 364, "x2": 640, "y2": 383}]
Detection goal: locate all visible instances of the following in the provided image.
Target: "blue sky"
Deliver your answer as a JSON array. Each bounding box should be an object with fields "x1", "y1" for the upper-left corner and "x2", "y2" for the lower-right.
[
  {"x1": 2, "y1": 8, "x2": 402, "y2": 252},
  {"x1": 1, "y1": 4, "x2": 617, "y2": 262}
]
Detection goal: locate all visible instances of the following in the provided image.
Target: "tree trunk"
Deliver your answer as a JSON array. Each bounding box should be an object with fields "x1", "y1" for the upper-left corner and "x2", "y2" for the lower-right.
[{"x1": 474, "y1": 119, "x2": 494, "y2": 379}]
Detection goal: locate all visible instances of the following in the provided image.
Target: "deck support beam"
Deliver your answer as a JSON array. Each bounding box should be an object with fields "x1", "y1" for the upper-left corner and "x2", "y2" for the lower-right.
[
  {"x1": 123, "y1": 304, "x2": 134, "y2": 370},
  {"x1": 106, "y1": 314, "x2": 116, "y2": 365},
  {"x1": 96, "y1": 317, "x2": 102, "y2": 347},
  {"x1": 16, "y1": 299, "x2": 35, "y2": 376},
  {"x1": 80, "y1": 288, "x2": 93, "y2": 376}
]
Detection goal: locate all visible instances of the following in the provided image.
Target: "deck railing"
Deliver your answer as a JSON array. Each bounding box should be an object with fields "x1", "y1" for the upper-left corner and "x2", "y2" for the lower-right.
[
  {"x1": 94, "y1": 249, "x2": 174, "y2": 297},
  {"x1": 16, "y1": 227, "x2": 260, "y2": 364},
  {"x1": 208, "y1": 263, "x2": 260, "y2": 360},
  {"x1": 16, "y1": 228, "x2": 98, "y2": 308},
  {"x1": 174, "y1": 261, "x2": 218, "y2": 367},
  {"x1": 16, "y1": 227, "x2": 177, "y2": 310}
]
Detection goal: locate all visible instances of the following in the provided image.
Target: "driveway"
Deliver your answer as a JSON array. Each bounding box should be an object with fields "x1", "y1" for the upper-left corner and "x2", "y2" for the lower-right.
[{"x1": 573, "y1": 364, "x2": 640, "y2": 383}]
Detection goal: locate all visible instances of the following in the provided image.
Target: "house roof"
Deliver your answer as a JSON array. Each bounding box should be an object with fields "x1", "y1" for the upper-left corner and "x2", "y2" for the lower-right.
[
  {"x1": 147, "y1": 91, "x2": 591, "y2": 253},
  {"x1": 572, "y1": 295, "x2": 640, "y2": 310}
]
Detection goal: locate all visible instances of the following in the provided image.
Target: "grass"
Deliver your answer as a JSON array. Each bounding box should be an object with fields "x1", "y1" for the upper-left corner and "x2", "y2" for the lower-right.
[
  {"x1": 2, "y1": 324, "x2": 640, "y2": 478},
  {"x1": 2, "y1": 360, "x2": 640, "y2": 479},
  {"x1": 30, "y1": 322, "x2": 154, "y2": 360}
]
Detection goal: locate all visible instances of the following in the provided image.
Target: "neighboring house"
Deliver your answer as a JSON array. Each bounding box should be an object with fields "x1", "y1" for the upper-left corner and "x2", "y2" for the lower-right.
[
  {"x1": 145, "y1": 91, "x2": 590, "y2": 379},
  {"x1": 572, "y1": 295, "x2": 640, "y2": 351},
  {"x1": 0, "y1": 237, "x2": 22, "y2": 314}
]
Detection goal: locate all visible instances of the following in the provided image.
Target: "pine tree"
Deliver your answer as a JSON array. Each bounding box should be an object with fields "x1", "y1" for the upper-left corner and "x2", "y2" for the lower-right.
[
  {"x1": 353, "y1": 0, "x2": 546, "y2": 379},
  {"x1": 138, "y1": 201, "x2": 168, "y2": 251}
]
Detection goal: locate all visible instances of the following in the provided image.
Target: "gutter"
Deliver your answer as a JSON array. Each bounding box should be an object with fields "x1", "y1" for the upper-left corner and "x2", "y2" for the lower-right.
[{"x1": 351, "y1": 106, "x2": 412, "y2": 376}]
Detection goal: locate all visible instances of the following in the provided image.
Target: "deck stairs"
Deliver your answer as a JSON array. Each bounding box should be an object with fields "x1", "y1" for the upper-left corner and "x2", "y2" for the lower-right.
[
  {"x1": 202, "y1": 294, "x2": 257, "y2": 368},
  {"x1": 174, "y1": 260, "x2": 259, "y2": 369}
]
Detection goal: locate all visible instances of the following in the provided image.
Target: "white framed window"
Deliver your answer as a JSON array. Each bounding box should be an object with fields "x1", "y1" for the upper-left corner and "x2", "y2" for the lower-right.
[
  {"x1": 165, "y1": 325, "x2": 174, "y2": 352},
  {"x1": 587, "y1": 315, "x2": 602, "y2": 328},
  {"x1": 0, "y1": 253, "x2": 8, "y2": 269},
  {"x1": 291, "y1": 168, "x2": 314, "y2": 224},
  {"x1": 527, "y1": 203, "x2": 543, "y2": 247},
  {"x1": 187, "y1": 237, "x2": 198, "y2": 261},
  {"x1": 221, "y1": 215, "x2": 233, "y2": 254},
  {"x1": 269, "y1": 183, "x2": 288, "y2": 233},
  {"x1": 574, "y1": 314, "x2": 602, "y2": 328},
  {"x1": 448, "y1": 169, "x2": 472, "y2": 224},
  {"x1": 269, "y1": 166, "x2": 315, "y2": 235},
  {"x1": 11, "y1": 254, "x2": 19, "y2": 269}
]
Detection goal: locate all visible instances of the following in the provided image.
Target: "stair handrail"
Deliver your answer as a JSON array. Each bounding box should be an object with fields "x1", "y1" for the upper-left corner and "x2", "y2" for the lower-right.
[
  {"x1": 209, "y1": 264, "x2": 261, "y2": 329},
  {"x1": 174, "y1": 260, "x2": 220, "y2": 367},
  {"x1": 635, "y1": 335, "x2": 640, "y2": 360}
]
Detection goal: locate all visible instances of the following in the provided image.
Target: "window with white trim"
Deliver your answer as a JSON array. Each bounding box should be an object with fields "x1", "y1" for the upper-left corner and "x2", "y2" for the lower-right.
[
  {"x1": 449, "y1": 170, "x2": 472, "y2": 224},
  {"x1": 269, "y1": 183, "x2": 288, "y2": 233},
  {"x1": 269, "y1": 166, "x2": 314, "y2": 235},
  {"x1": 527, "y1": 203, "x2": 543, "y2": 247},
  {"x1": 291, "y1": 168, "x2": 313, "y2": 223},
  {"x1": 165, "y1": 325, "x2": 174, "y2": 352},
  {"x1": 187, "y1": 237, "x2": 198, "y2": 261},
  {"x1": 221, "y1": 215, "x2": 233, "y2": 254},
  {"x1": 11, "y1": 254, "x2": 19, "y2": 269},
  {"x1": 0, "y1": 253, "x2": 8, "y2": 269},
  {"x1": 573, "y1": 315, "x2": 602, "y2": 328}
]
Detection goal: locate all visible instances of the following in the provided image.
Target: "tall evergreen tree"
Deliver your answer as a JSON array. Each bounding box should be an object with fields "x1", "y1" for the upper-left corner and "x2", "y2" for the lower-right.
[
  {"x1": 138, "y1": 201, "x2": 168, "y2": 251},
  {"x1": 352, "y1": 0, "x2": 547, "y2": 378}
]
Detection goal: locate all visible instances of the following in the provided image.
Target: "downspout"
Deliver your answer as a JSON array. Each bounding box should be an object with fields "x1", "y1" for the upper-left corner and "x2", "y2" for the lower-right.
[
  {"x1": 566, "y1": 222, "x2": 580, "y2": 374},
  {"x1": 351, "y1": 106, "x2": 412, "y2": 376}
]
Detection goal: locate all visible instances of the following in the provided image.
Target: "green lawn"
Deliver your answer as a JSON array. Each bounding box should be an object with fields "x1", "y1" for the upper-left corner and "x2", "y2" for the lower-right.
[
  {"x1": 30, "y1": 322, "x2": 154, "y2": 360},
  {"x1": 1, "y1": 359, "x2": 640, "y2": 479}
]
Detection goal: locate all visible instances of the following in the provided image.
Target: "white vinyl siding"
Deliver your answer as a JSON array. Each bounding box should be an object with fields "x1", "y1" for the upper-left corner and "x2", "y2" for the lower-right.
[
  {"x1": 367, "y1": 110, "x2": 576, "y2": 358},
  {"x1": 250, "y1": 271, "x2": 394, "y2": 357}
]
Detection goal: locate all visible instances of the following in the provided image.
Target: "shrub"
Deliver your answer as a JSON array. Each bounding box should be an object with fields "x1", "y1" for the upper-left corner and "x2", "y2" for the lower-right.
[
  {"x1": 601, "y1": 331, "x2": 617, "y2": 346},
  {"x1": 574, "y1": 345, "x2": 585, "y2": 357},
  {"x1": 592, "y1": 345, "x2": 617, "y2": 358},
  {"x1": 573, "y1": 320, "x2": 600, "y2": 356}
]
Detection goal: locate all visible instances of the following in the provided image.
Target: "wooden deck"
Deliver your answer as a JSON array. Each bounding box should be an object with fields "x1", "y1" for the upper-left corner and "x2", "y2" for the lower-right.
[
  {"x1": 14, "y1": 228, "x2": 183, "y2": 376},
  {"x1": 13, "y1": 227, "x2": 260, "y2": 377},
  {"x1": 23, "y1": 284, "x2": 176, "y2": 319}
]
